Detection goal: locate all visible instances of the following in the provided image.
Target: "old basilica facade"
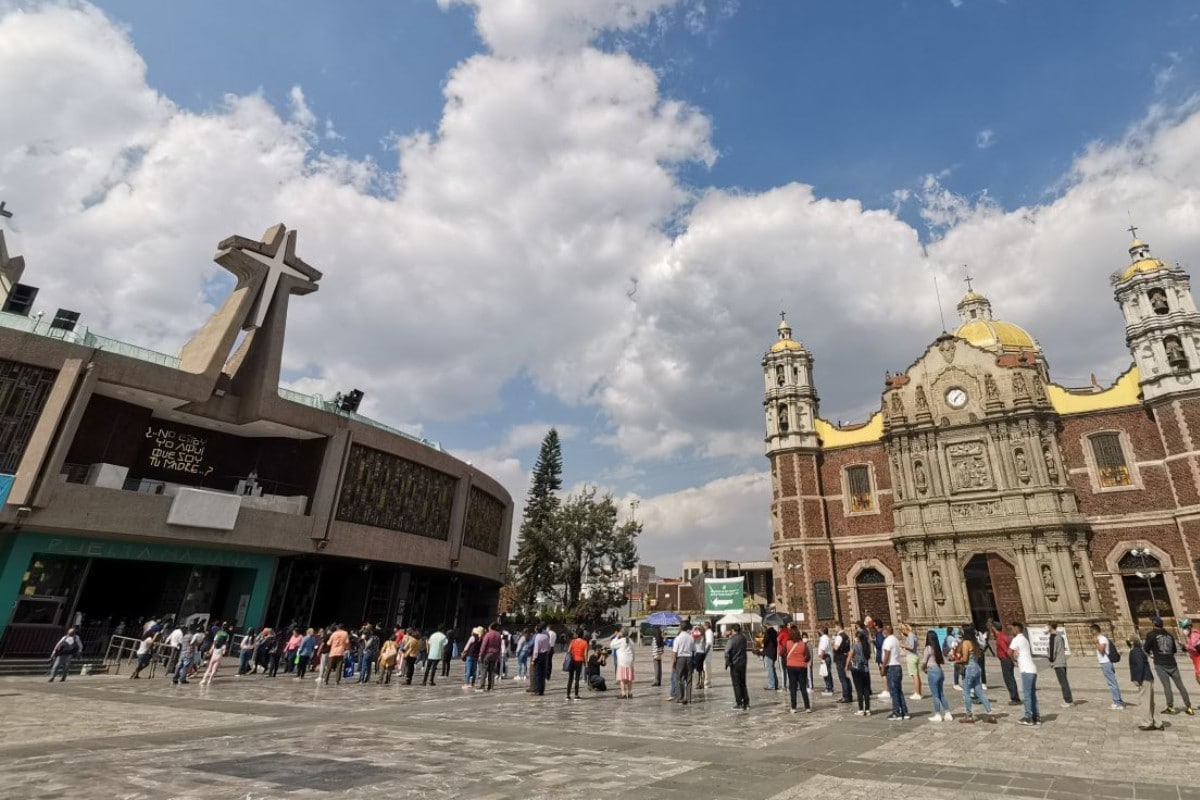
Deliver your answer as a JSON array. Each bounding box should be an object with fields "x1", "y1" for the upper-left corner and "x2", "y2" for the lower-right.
[{"x1": 765, "y1": 235, "x2": 1200, "y2": 638}]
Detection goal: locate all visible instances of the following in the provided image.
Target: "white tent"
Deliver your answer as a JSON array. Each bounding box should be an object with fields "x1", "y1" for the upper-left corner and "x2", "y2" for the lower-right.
[{"x1": 715, "y1": 612, "x2": 762, "y2": 626}]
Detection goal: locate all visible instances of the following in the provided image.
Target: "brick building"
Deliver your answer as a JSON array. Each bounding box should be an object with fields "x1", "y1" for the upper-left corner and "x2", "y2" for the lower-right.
[{"x1": 764, "y1": 235, "x2": 1200, "y2": 639}]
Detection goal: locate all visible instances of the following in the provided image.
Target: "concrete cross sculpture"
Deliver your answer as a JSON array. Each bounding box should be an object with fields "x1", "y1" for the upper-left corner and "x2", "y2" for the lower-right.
[
  {"x1": 216, "y1": 223, "x2": 321, "y2": 330},
  {"x1": 0, "y1": 230, "x2": 26, "y2": 301}
]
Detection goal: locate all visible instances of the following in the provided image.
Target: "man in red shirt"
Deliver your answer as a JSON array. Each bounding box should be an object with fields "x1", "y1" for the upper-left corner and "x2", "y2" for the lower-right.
[{"x1": 989, "y1": 620, "x2": 1021, "y2": 705}]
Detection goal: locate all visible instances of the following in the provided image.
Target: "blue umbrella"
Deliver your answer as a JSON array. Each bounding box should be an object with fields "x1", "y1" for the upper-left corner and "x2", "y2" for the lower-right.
[{"x1": 646, "y1": 611, "x2": 681, "y2": 626}]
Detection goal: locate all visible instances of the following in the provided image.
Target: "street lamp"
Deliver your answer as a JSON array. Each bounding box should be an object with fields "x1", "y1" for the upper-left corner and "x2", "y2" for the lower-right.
[{"x1": 1130, "y1": 547, "x2": 1161, "y2": 617}]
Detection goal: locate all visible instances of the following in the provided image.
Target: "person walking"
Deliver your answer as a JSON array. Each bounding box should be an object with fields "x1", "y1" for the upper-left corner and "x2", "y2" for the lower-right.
[
  {"x1": 848, "y1": 623, "x2": 872, "y2": 716},
  {"x1": 423, "y1": 628, "x2": 448, "y2": 686},
  {"x1": 1009, "y1": 621, "x2": 1040, "y2": 726},
  {"x1": 725, "y1": 623, "x2": 750, "y2": 710},
  {"x1": 901, "y1": 623, "x2": 921, "y2": 700},
  {"x1": 921, "y1": 629, "x2": 950, "y2": 721},
  {"x1": 237, "y1": 629, "x2": 256, "y2": 676},
  {"x1": 1130, "y1": 633, "x2": 1162, "y2": 731},
  {"x1": 199, "y1": 623, "x2": 231, "y2": 686},
  {"x1": 1091, "y1": 623, "x2": 1126, "y2": 710},
  {"x1": 282, "y1": 628, "x2": 302, "y2": 675},
  {"x1": 296, "y1": 628, "x2": 316, "y2": 680},
  {"x1": 1047, "y1": 621, "x2": 1073, "y2": 707},
  {"x1": 990, "y1": 619, "x2": 1021, "y2": 706},
  {"x1": 1145, "y1": 616, "x2": 1195, "y2": 715},
  {"x1": 461, "y1": 627, "x2": 482, "y2": 689},
  {"x1": 322, "y1": 624, "x2": 350, "y2": 685},
  {"x1": 1182, "y1": 619, "x2": 1200, "y2": 689},
  {"x1": 881, "y1": 624, "x2": 910, "y2": 721},
  {"x1": 783, "y1": 623, "x2": 811, "y2": 713},
  {"x1": 172, "y1": 626, "x2": 199, "y2": 685},
  {"x1": 613, "y1": 628, "x2": 636, "y2": 699},
  {"x1": 48, "y1": 627, "x2": 82, "y2": 682},
  {"x1": 671, "y1": 621, "x2": 696, "y2": 704},
  {"x1": 130, "y1": 630, "x2": 156, "y2": 679},
  {"x1": 957, "y1": 625, "x2": 997, "y2": 724}
]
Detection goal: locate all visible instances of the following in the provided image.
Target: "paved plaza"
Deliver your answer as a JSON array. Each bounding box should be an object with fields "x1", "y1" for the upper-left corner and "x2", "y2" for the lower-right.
[{"x1": 2, "y1": 657, "x2": 1199, "y2": 800}]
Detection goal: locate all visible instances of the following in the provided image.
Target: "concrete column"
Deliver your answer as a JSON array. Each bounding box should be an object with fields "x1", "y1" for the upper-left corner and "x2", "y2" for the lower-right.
[
  {"x1": 9, "y1": 358, "x2": 86, "y2": 507},
  {"x1": 308, "y1": 427, "x2": 352, "y2": 542},
  {"x1": 33, "y1": 361, "x2": 99, "y2": 507}
]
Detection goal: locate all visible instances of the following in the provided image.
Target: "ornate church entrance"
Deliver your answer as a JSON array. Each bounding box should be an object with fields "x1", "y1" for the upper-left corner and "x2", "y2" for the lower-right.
[
  {"x1": 963, "y1": 552, "x2": 1024, "y2": 629},
  {"x1": 855, "y1": 568, "x2": 891, "y2": 627}
]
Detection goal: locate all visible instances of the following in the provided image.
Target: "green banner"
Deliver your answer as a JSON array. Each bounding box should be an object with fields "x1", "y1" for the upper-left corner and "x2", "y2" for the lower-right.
[{"x1": 704, "y1": 577, "x2": 744, "y2": 615}]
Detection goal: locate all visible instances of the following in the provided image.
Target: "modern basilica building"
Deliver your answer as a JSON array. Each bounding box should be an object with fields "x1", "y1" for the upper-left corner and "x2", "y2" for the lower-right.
[
  {"x1": 0, "y1": 225, "x2": 512, "y2": 657},
  {"x1": 764, "y1": 234, "x2": 1200, "y2": 639}
]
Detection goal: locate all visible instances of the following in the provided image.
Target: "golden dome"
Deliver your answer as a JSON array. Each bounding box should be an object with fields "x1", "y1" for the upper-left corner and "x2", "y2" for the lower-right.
[
  {"x1": 1120, "y1": 238, "x2": 1167, "y2": 281},
  {"x1": 770, "y1": 339, "x2": 803, "y2": 352},
  {"x1": 955, "y1": 319, "x2": 1038, "y2": 352},
  {"x1": 958, "y1": 290, "x2": 987, "y2": 305}
]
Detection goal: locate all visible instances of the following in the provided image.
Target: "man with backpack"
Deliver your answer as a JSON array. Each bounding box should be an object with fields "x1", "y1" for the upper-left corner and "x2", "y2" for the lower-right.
[
  {"x1": 48, "y1": 627, "x2": 82, "y2": 682},
  {"x1": 1091, "y1": 623, "x2": 1125, "y2": 710},
  {"x1": 1145, "y1": 616, "x2": 1195, "y2": 716},
  {"x1": 833, "y1": 622, "x2": 852, "y2": 703}
]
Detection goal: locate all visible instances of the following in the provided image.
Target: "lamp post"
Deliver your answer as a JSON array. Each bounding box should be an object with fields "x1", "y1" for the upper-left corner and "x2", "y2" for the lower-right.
[{"x1": 1130, "y1": 547, "x2": 1161, "y2": 618}]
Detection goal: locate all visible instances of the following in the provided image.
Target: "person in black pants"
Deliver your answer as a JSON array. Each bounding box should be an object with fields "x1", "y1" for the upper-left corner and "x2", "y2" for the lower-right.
[
  {"x1": 565, "y1": 636, "x2": 587, "y2": 700},
  {"x1": 441, "y1": 631, "x2": 455, "y2": 677},
  {"x1": 833, "y1": 624, "x2": 853, "y2": 702},
  {"x1": 725, "y1": 623, "x2": 750, "y2": 710}
]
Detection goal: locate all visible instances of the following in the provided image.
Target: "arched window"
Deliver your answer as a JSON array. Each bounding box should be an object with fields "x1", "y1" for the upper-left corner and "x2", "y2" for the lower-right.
[
  {"x1": 1165, "y1": 335, "x2": 1189, "y2": 371},
  {"x1": 856, "y1": 568, "x2": 886, "y2": 585},
  {"x1": 1117, "y1": 549, "x2": 1173, "y2": 621},
  {"x1": 1118, "y1": 551, "x2": 1162, "y2": 571},
  {"x1": 1148, "y1": 288, "x2": 1169, "y2": 315},
  {"x1": 855, "y1": 567, "x2": 889, "y2": 627},
  {"x1": 775, "y1": 364, "x2": 785, "y2": 386},
  {"x1": 778, "y1": 403, "x2": 789, "y2": 433},
  {"x1": 1089, "y1": 432, "x2": 1132, "y2": 488}
]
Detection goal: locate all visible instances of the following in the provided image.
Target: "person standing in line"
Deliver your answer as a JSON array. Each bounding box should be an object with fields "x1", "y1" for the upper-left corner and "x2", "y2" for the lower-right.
[
  {"x1": 1009, "y1": 621, "x2": 1040, "y2": 726},
  {"x1": 848, "y1": 623, "x2": 872, "y2": 716},
  {"x1": 530, "y1": 624, "x2": 552, "y2": 696},
  {"x1": 651, "y1": 628, "x2": 664, "y2": 687},
  {"x1": 1182, "y1": 619, "x2": 1200, "y2": 689},
  {"x1": 702, "y1": 621, "x2": 715, "y2": 689},
  {"x1": 295, "y1": 628, "x2": 316, "y2": 680},
  {"x1": 48, "y1": 627, "x2": 82, "y2": 682},
  {"x1": 833, "y1": 622, "x2": 853, "y2": 703},
  {"x1": 957, "y1": 626, "x2": 997, "y2": 724},
  {"x1": 441, "y1": 630, "x2": 455, "y2": 678},
  {"x1": 671, "y1": 621, "x2": 696, "y2": 704},
  {"x1": 1090, "y1": 623, "x2": 1126, "y2": 710},
  {"x1": 461, "y1": 627, "x2": 482, "y2": 689},
  {"x1": 172, "y1": 626, "x2": 198, "y2": 685},
  {"x1": 921, "y1": 629, "x2": 950, "y2": 721},
  {"x1": 1047, "y1": 621, "x2": 1073, "y2": 707},
  {"x1": 199, "y1": 623, "x2": 231, "y2": 686},
  {"x1": 817, "y1": 627, "x2": 834, "y2": 696},
  {"x1": 691, "y1": 623, "x2": 709, "y2": 691},
  {"x1": 401, "y1": 629, "x2": 423, "y2": 685},
  {"x1": 725, "y1": 623, "x2": 750, "y2": 711},
  {"x1": 479, "y1": 624, "x2": 503, "y2": 691},
  {"x1": 990, "y1": 620, "x2": 1021, "y2": 706},
  {"x1": 901, "y1": 623, "x2": 921, "y2": 700},
  {"x1": 165, "y1": 623, "x2": 185, "y2": 672},
  {"x1": 1129, "y1": 633, "x2": 1161, "y2": 731},
  {"x1": 776, "y1": 622, "x2": 792, "y2": 695},
  {"x1": 943, "y1": 627, "x2": 962, "y2": 690},
  {"x1": 761, "y1": 623, "x2": 779, "y2": 693},
  {"x1": 515, "y1": 628, "x2": 531, "y2": 682},
  {"x1": 377, "y1": 637, "x2": 398, "y2": 684},
  {"x1": 566, "y1": 629, "x2": 588, "y2": 700},
  {"x1": 499, "y1": 627, "x2": 511, "y2": 680},
  {"x1": 322, "y1": 624, "x2": 350, "y2": 685},
  {"x1": 975, "y1": 625, "x2": 990, "y2": 689},
  {"x1": 881, "y1": 624, "x2": 910, "y2": 721},
  {"x1": 545, "y1": 626, "x2": 558, "y2": 684},
  {"x1": 1145, "y1": 616, "x2": 1195, "y2": 715},
  {"x1": 423, "y1": 628, "x2": 447, "y2": 685},
  {"x1": 783, "y1": 623, "x2": 812, "y2": 713},
  {"x1": 130, "y1": 630, "x2": 156, "y2": 679},
  {"x1": 237, "y1": 629, "x2": 256, "y2": 676},
  {"x1": 357, "y1": 625, "x2": 379, "y2": 684},
  {"x1": 282, "y1": 628, "x2": 302, "y2": 675}
]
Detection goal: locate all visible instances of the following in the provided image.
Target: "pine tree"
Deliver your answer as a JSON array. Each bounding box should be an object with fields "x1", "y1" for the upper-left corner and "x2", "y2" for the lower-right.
[{"x1": 511, "y1": 428, "x2": 563, "y2": 612}]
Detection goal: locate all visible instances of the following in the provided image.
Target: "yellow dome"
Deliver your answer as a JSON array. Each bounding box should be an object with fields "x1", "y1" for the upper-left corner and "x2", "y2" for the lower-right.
[
  {"x1": 771, "y1": 339, "x2": 803, "y2": 352},
  {"x1": 1120, "y1": 257, "x2": 1168, "y2": 281},
  {"x1": 955, "y1": 319, "x2": 1038, "y2": 352}
]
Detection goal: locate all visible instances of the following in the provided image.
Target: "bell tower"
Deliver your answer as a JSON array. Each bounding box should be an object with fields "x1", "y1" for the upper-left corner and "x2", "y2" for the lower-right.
[
  {"x1": 1112, "y1": 231, "x2": 1200, "y2": 401},
  {"x1": 762, "y1": 314, "x2": 819, "y2": 452}
]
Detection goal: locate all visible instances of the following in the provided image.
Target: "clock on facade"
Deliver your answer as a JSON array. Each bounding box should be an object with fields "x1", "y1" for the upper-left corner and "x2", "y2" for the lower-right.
[{"x1": 945, "y1": 388, "x2": 968, "y2": 408}]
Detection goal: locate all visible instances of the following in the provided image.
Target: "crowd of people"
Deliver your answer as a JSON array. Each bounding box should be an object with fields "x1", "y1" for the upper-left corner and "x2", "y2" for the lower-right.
[{"x1": 48, "y1": 611, "x2": 1200, "y2": 733}]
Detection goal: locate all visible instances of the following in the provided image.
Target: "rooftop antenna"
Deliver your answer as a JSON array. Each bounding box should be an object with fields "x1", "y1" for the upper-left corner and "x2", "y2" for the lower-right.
[{"x1": 933, "y1": 275, "x2": 948, "y2": 332}]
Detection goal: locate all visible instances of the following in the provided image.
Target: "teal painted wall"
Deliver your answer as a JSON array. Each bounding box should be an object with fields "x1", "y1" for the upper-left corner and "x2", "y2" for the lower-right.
[{"x1": 0, "y1": 531, "x2": 276, "y2": 633}]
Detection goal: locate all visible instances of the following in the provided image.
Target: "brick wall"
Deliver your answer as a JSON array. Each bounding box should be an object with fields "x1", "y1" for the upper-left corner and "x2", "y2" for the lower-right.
[{"x1": 820, "y1": 442, "x2": 894, "y2": 538}]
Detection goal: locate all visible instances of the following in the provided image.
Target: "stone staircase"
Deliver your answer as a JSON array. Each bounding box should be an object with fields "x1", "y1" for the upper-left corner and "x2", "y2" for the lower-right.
[{"x1": 0, "y1": 658, "x2": 110, "y2": 677}]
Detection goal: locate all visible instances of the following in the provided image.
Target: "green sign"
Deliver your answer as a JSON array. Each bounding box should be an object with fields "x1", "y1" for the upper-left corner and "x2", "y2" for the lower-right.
[{"x1": 704, "y1": 577, "x2": 744, "y2": 615}]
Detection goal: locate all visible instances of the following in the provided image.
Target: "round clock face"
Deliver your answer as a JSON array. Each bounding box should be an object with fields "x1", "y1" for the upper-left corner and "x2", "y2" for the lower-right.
[{"x1": 945, "y1": 388, "x2": 968, "y2": 409}]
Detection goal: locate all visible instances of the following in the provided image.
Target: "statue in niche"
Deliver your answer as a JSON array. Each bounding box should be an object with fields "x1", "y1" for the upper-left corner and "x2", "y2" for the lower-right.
[
  {"x1": 1073, "y1": 561, "x2": 1083, "y2": 581},
  {"x1": 1032, "y1": 375, "x2": 1047, "y2": 403},
  {"x1": 1012, "y1": 372, "x2": 1029, "y2": 397},
  {"x1": 1041, "y1": 563, "x2": 1056, "y2": 592},
  {"x1": 931, "y1": 570, "x2": 944, "y2": 599},
  {"x1": 892, "y1": 456, "x2": 904, "y2": 500},
  {"x1": 891, "y1": 392, "x2": 905, "y2": 418},
  {"x1": 915, "y1": 386, "x2": 929, "y2": 410},
  {"x1": 913, "y1": 460, "x2": 928, "y2": 494},
  {"x1": 985, "y1": 374, "x2": 1000, "y2": 403},
  {"x1": 1042, "y1": 441, "x2": 1059, "y2": 481},
  {"x1": 1013, "y1": 447, "x2": 1031, "y2": 484}
]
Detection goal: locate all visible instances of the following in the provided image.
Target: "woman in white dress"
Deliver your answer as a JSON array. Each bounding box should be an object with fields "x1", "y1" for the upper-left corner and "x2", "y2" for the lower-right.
[{"x1": 613, "y1": 629, "x2": 636, "y2": 699}]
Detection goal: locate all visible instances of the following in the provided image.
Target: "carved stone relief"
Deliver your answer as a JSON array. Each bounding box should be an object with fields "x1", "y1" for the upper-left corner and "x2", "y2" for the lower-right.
[
  {"x1": 1032, "y1": 375, "x2": 1047, "y2": 403},
  {"x1": 1042, "y1": 438, "x2": 1059, "y2": 482},
  {"x1": 951, "y1": 499, "x2": 1002, "y2": 519},
  {"x1": 915, "y1": 385, "x2": 929, "y2": 411},
  {"x1": 913, "y1": 459, "x2": 928, "y2": 495},
  {"x1": 1013, "y1": 446, "x2": 1031, "y2": 485},
  {"x1": 985, "y1": 374, "x2": 999, "y2": 403},
  {"x1": 947, "y1": 441, "x2": 993, "y2": 491},
  {"x1": 890, "y1": 392, "x2": 905, "y2": 418},
  {"x1": 1012, "y1": 372, "x2": 1029, "y2": 398},
  {"x1": 938, "y1": 338, "x2": 956, "y2": 363}
]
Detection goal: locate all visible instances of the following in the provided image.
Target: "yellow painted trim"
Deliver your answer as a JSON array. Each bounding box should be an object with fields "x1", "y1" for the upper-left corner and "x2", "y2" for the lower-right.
[
  {"x1": 816, "y1": 411, "x2": 884, "y2": 448},
  {"x1": 1048, "y1": 364, "x2": 1141, "y2": 415}
]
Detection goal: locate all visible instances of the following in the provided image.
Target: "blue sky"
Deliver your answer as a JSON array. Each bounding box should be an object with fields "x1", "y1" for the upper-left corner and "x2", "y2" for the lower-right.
[{"x1": 7, "y1": 0, "x2": 1200, "y2": 569}]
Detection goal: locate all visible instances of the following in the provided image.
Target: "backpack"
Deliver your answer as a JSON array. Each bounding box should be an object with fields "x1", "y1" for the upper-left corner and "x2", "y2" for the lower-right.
[
  {"x1": 1152, "y1": 631, "x2": 1178, "y2": 657},
  {"x1": 1106, "y1": 637, "x2": 1121, "y2": 663}
]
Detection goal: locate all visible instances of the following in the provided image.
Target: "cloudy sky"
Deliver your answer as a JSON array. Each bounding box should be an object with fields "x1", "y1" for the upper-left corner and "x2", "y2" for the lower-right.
[{"x1": 3, "y1": 0, "x2": 1200, "y2": 573}]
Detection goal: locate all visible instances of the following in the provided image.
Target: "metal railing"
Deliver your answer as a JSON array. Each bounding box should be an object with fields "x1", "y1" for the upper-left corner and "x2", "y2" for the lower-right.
[
  {"x1": 277, "y1": 387, "x2": 443, "y2": 451},
  {"x1": 0, "y1": 310, "x2": 181, "y2": 368}
]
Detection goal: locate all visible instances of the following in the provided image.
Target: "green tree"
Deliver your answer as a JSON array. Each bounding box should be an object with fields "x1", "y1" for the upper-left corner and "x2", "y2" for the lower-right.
[
  {"x1": 511, "y1": 428, "x2": 563, "y2": 612},
  {"x1": 552, "y1": 487, "x2": 640, "y2": 617}
]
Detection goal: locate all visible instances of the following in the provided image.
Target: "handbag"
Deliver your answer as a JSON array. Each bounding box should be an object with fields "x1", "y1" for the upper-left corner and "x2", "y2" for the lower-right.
[
  {"x1": 561, "y1": 650, "x2": 572, "y2": 673},
  {"x1": 818, "y1": 661, "x2": 829, "y2": 678}
]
